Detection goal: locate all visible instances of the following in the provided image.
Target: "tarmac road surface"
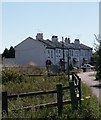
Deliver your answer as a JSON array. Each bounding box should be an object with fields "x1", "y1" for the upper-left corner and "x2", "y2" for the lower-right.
[{"x1": 78, "y1": 71, "x2": 101, "y2": 103}]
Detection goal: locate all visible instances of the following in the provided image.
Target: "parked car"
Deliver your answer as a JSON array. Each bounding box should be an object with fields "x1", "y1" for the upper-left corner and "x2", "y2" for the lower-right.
[{"x1": 81, "y1": 64, "x2": 94, "y2": 69}]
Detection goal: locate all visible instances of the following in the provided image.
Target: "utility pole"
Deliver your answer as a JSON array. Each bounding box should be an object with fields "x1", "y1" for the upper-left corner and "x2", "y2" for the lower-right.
[{"x1": 62, "y1": 37, "x2": 65, "y2": 72}]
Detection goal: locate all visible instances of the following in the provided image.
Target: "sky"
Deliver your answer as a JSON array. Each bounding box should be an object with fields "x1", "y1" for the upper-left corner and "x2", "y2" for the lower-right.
[
  {"x1": 1, "y1": 1, "x2": 99, "y2": 53},
  {"x1": 100, "y1": 1, "x2": 101, "y2": 34}
]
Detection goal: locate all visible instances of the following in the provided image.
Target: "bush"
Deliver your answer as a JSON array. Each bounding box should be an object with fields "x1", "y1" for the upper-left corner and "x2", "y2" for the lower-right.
[{"x1": 2, "y1": 69, "x2": 25, "y2": 84}]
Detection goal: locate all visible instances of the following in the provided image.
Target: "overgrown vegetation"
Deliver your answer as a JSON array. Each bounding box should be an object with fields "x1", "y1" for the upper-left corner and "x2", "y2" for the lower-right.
[
  {"x1": 2, "y1": 66, "x2": 101, "y2": 119},
  {"x1": 94, "y1": 34, "x2": 101, "y2": 80},
  {"x1": 96, "y1": 41, "x2": 101, "y2": 80}
]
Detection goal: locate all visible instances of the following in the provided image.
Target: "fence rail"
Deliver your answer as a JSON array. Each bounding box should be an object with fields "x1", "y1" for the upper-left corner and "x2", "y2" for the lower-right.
[
  {"x1": 2, "y1": 73, "x2": 82, "y2": 116},
  {"x1": 7, "y1": 90, "x2": 57, "y2": 99},
  {"x1": 12, "y1": 99, "x2": 72, "y2": 112}
]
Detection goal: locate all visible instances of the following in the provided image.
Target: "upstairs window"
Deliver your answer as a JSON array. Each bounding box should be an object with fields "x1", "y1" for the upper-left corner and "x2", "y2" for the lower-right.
[
  {"x1": 75, "y1": 50, "x2": 79, "y2": 57},
  {"x1": 81, "y1": 51, "x2": 83, "y2": 56},
  {"x1": 56, "y1": 49, "x2": 58, "y2": 57},
  {"x1": 58, "y1": 50, "x2": 61, "y2": 57},
  {"x1": 69, "y1": 50, "x2": 71, "y2": 56},
  {"x1": 71, "y1": 50, "x2": 73, "y2": 56},
  {"x1": 51, "y1": 50, "x2": 53, "y2": 58},
  {"x1": 47, "y1": 50, "x2": 50, "y2": 58}
]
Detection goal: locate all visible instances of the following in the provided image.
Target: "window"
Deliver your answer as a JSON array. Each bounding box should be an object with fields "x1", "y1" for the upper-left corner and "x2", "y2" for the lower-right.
[
  {"x1": 56, "y1": 50, "x2": 58, "y2": 57},
  {"x1": 58, "y1": 50, "x2": 61, "y2": 57},
  {"x1": 75, "y1": 50, "x2": 79, "y2": 57},
  {"x1": 66, "y1": 50, "x2": 68, "y2": 58},
  {"x1": 56, "y1": 49, "x2": 61, "y2": 57},
  {"x1": 47, "y1": 50, "x2": 50, "y2": 58},
  {"x1": 85, "y1": 50, "x2": 88, "y2": 56},
  {"x1": 51, "y1": 50, "x2": 53, "y2": 58},
  {"x1": 72, "y1": 50, "x2": 73, "y2": 56},
  {"x1": 69, "y1": 50, "x2": 71, "y2": 56},
  {"x1": 81, "y1": 50, "x2": 83, "y2": 56},
  {"x1": 75, "y1": 51, "x2": 76, "y2": 57}
]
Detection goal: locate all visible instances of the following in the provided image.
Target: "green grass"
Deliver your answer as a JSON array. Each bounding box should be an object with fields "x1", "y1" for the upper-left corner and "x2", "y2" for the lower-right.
[
  {"x1": 2, "y1": 66, "x2": 101, "y2": 119},
  {"x1": 81, "y1": 82, "x2": 101, "y2": 119}
]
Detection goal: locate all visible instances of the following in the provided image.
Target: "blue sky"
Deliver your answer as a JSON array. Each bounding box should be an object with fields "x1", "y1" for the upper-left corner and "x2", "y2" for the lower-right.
[{"x1": 1, "y1": 2, "x2": 99, "y2": 53}]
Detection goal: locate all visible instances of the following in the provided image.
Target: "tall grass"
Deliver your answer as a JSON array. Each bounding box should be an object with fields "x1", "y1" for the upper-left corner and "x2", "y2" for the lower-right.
[{"x1": 2, "y1": 66, "x2": 101, "y2": 119}]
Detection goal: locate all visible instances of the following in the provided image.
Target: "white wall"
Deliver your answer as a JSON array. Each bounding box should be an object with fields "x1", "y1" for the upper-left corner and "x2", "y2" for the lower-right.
[{"x1": 14, "y1": 38, "x2": 46, "y2": 66}]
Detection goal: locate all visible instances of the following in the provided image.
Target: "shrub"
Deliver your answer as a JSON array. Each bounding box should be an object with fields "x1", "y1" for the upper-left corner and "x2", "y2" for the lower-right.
[{"x1": 2, "y1": 69, "x2": 25, "y2": 84}]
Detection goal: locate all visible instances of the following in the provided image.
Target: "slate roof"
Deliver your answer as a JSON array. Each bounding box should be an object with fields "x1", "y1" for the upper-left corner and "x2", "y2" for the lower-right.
[
  {"x1": 38, "y1": 39, "x2": 92, "y2": 50},
  {"x1": 38, "y1": 39, "x2": 54, "y2": 49},
  {"x1": 15, "y1": 36, "x2": 92, "y2": 50},
  {"x1": 71, "y1": 43, "x2": 92, "y2": 50},
  {"x1": 38, "y1": 39, "x2": 75, "y2": 49},
  {"x1": 80, "y1": 44, "x2": 92, "y2": 50}
]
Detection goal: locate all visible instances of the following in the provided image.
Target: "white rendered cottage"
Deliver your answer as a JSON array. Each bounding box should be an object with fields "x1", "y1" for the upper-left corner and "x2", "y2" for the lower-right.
[{"x1": 3, "y1": 33, "x2": 92, "y2": 68}]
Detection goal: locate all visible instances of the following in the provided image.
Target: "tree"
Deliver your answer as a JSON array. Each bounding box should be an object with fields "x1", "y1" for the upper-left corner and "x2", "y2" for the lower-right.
[
  {"x1": 89, "y1": 52, "x2": 97, "y2": 66},
  {"x1": 9, "y1": 46, "x2": 15, "y2": 58},
  {"x1": 2, "y1": 46, "x2": 15, "y2": 58},
  {"x1": 2, "y1": 48, "x2": 9, "y2": 58},
  {"x1": 94, "y1": 34, "x2": 101, "y2": 80}
]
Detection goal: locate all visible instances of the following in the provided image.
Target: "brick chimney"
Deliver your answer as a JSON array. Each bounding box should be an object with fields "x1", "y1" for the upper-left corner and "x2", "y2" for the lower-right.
[
  {"x1": 74, "y1": 39, "x2": 80, "y2": 44},
  {"x1": 36, "y1": 33, "x2": 43, "y2": 40},
  {"x1": 65, "y1": 37, "x2": 70, "y2": 44},
  {"x1": 52, "y1": 36, "x2": 58, "y2": 42}
]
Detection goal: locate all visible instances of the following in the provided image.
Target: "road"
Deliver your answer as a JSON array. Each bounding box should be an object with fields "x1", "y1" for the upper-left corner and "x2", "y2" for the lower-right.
[{"x1": 78, "y1": 71, "x2": 101, "y2": 103}]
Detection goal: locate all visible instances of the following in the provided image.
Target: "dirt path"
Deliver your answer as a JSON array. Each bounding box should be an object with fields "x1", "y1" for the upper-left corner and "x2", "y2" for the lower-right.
[{"x1": 78, "y1": 71, "x2": 101, "y2": 103}]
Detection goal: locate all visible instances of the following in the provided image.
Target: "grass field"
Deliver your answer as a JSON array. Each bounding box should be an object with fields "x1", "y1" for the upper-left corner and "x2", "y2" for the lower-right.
[{"x1": 2, "y1": 66, "x2": 101, "y2": 119}]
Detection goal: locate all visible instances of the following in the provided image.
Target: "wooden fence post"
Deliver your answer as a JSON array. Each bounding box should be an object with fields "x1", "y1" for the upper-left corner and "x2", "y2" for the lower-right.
[
  {"x1": 69, "y1": 81, "x2": 78, "y2": 110},
  {"x1": 78, "y1": 78, "x2": 81, "y2": 106},
  {"x1": 56, "y1": 84, "x2": 63, "y2": 115},
  {"x1": 72, "y1": 74, "x2": 74, "y2": 82},
  {"x1": 2, "y1": 91, "x2": 8, "y2": 115}
]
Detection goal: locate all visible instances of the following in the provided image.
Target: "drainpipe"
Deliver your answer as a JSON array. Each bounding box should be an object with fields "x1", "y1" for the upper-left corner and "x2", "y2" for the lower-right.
[
  {"x1": 79, "y1": 48, "x2": 81, "y2": 69},
  {"x1": 62, "y1": 37, "x2": 65, "y2": 72},
  {"x1": 67, "y1": 48, "x2": 70, "y2": 80}
]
